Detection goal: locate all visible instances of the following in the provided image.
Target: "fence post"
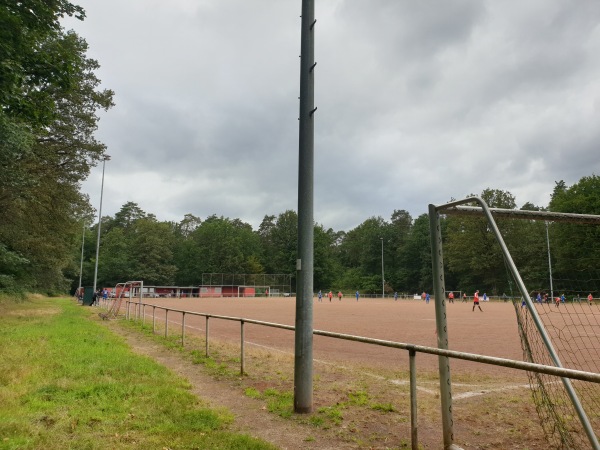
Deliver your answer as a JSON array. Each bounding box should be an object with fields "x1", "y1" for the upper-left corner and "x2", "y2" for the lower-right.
[
  {"x1": 181, "y1": 312, "x2": 186, "y2": 347},
  {"x1": 152, "y1": 306, "x2": 156, "y2": 334},
  {"x1": 126, "y1": 301, "x2": 130, "y2": 320},
  {"x1": 142, "y1": 304, "x2": 146, "y2": 327},
  {"x1": 409, "y1": 348, "x2": 418, "y2": 450},
  {"x1": 205, "y1": 316, "x2": 210, "y2": 357},
  {"x1": 240, "y1": 320, "x2": 245, "y2": 375},
  {"x1": 165, "y1": 309, "x2": 169, "y2": 338}
]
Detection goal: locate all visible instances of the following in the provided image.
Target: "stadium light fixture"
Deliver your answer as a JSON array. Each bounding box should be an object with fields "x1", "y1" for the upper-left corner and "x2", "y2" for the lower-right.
[{"x1": 92, "y1": 155, "x2": 111, "y2": 296}]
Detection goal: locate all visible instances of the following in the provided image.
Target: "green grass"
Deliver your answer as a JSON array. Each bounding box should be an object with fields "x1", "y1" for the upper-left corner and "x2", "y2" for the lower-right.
[{"x1": 0, "y1": 297, "x2": 276, "y2": 450}]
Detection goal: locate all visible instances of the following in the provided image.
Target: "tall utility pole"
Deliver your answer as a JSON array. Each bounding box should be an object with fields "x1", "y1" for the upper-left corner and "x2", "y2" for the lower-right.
[
  {"x1": 380, "y1": 238, "x2": 385, "y2": 298},
  {"x1": 294, "y1": 0, "x2": 316, "y2": 414},
  {"x1": 92, "y1": 155, "x2": 110, "y2": 294},
  {"x1": 545, "y1": 221, "x2": 554, "y2": 299},
  {"x1": 78, "y1": 222, "x2": 86, "y2": 293}
]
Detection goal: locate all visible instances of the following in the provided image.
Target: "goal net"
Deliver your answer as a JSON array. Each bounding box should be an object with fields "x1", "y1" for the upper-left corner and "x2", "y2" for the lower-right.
[{"x1": 443, "y1": 203, "x2": 600, "y2": 449}]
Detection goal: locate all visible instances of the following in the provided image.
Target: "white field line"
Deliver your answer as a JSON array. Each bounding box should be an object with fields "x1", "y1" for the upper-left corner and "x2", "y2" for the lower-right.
[{"x1": 142, "y1": 314, "x2": 532, "y2": 401}]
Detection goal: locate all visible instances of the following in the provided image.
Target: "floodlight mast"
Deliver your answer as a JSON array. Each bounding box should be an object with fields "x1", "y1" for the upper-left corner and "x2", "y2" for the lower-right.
[
  {"x1": 92, "y1": 155, "x2": 111, "y2": 295},
  {"x1": 294, "y1": 0, "x2": 315, "y2": 414}
]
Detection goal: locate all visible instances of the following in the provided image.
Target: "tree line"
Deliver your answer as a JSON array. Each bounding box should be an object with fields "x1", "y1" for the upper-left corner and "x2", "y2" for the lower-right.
[
  {"x1": 76, "y1": 176, "x2": 600, "y2": 298},
  {"x1": 2, "y1": 2, "x2": 599, "y2": 298}
]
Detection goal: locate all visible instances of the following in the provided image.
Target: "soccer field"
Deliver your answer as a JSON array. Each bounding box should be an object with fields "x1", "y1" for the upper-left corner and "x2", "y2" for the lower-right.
[{"x1": 139, "y1": 296, "x2": 526, "y2": 378}]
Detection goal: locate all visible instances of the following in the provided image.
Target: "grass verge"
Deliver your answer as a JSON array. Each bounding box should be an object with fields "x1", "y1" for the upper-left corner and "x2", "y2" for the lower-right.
[{"x1": 0, "y1": 296, "x2": 275, "y2": 450}]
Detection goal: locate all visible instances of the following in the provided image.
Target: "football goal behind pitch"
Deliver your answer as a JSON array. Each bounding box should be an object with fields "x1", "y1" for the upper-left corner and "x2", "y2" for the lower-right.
[{"x1": 432, "y1": 198, "x2": 600, "y2": 450}]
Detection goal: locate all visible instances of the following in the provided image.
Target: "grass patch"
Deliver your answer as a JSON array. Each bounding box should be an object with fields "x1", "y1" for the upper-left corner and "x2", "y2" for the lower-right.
[{"x1": 0, "y1": 297, "x2": 275, "y2": 450}]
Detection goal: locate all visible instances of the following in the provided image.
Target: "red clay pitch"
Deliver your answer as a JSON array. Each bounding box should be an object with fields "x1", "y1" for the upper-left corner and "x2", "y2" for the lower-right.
[{"x1": 139, "y1": 296, "x2": 526, "y2": 379}]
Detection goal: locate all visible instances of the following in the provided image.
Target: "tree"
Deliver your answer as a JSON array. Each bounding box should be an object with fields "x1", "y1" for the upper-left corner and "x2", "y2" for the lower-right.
[
  {"x1": 396, "y1": 214, "x2": 431, "y2": 293},
  {"x1": 0, "y1": 2, "x2": 113, "y2": 293},
  {"x1": 548, "y1": 176, "x2": 600, "y2": 288},
  {"x1": 187, "y1": 215, "x2": 262, "y2": 276},
  {"x1": 260, "y1": 210, "x2": 298, "y2": 275},
  {"x1": 337, "y1": 216, "x2": 388, "y2": 292}
]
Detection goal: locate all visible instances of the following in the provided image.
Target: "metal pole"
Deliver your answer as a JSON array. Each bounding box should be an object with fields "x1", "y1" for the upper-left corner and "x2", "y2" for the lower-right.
[
  {"x1": 165, "y1": 309, "x2": 168, "y2": 337},
  {"x1": 205, "y1": 316, "x2": 210, "y2": 357},
  {"x1": 139, "y1": 281, "x2": 143, "y2": 319},
  {"x1": 428, "y1": 204, "x2": 455, "y2": 449},
  {"x1": 294, "y1": 0, "x2": 316, "y2": 414},
  {"x1": 78, "y1": 222, "x2": 85, "y2": 296},
  {"x1": 545, "y1": 221, "x2": 554, "y2": 299},
  {"x1": 381, "y1": 237, "x2": 385, "y2": 298},
  {"x1": 92, "y1": 155, "x2": 110, "y2": 294},
  {"x1": 182, "y1": 312, "x2": 186, "y2": 347},
  {"x1": 409, "y1": 349, "x2": 418, "y2": 450},
  {"x1": 152, "y1": 306, "x2": 156, "y2": 333},
  {"x1": 241, "y1": 321, "x2": 245, "y2": 375}
]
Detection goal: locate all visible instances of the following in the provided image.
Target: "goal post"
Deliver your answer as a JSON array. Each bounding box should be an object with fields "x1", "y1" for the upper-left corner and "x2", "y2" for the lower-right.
[{"x1": 431, "y1": 197, "x2": 600, "y2": 450}]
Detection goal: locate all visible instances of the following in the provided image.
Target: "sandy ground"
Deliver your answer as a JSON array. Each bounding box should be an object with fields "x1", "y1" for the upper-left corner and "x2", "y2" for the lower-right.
[{"x1": 133, "y1": 296, "x2": 527, "y2": 378}]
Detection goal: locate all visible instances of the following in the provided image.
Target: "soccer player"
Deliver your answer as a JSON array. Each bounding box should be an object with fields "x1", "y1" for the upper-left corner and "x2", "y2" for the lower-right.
[
  {"x1": 317, "y1": 290, "x2": 322, "y2": 302},
  {"x1": 588, "y1": 293, "x2": 593, "y2": 305},
  {"x1": 328, "y1": 291, "x2": 333, "y2": 302},
  {"x1": 338, "y1": 291, "x2": 343, "y2": 301},
  {"x1": 473, "y1": 290, "x2": 483, "y2": 312},
  {"x1": 448, "y1": 291, "x2": 454, "y2": 303},
  {"x1": 425, "y1": 292, "x2": 430, "y2": 304},
  {"x1": 394, "y1": 291, "x2": 398, "y2": 301},
  {"x1": 355, "y1": 291, "x2": 359, "y2": 302},
  {"x1": 462, "y1": 293, "x2": 467, "y2": 303}
]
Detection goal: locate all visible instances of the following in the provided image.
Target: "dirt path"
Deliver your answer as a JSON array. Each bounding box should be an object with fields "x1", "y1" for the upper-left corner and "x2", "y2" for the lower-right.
[{"x1": 102, "y1": 320, "x2": 358, "y2": 450}]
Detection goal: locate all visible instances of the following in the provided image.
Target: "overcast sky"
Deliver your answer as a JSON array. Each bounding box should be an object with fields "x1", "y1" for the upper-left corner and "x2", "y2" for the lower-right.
[{"x1": 63, "y1": 1, "x2": 600, "y2": 232}]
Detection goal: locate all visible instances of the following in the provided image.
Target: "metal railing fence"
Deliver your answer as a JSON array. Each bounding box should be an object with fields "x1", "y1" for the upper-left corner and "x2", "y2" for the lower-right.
[{"x1": 115, "y1": 299, "x2": 600, "y2": 450}]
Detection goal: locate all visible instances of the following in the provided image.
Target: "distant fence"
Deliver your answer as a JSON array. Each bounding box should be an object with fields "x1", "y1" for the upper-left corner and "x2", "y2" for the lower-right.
[{"x1": 110, "y1": 299, "x2": 600, "y2": 450}]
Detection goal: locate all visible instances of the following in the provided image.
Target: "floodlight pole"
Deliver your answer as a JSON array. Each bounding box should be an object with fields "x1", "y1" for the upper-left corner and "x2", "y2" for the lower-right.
[
  {"x1": 294, "y1": 0, "x2": 315, "y2": 414},
  {"x1": 78, "y1": 222, "x2": 86, "y2": 293},
  {"x1": 545, "y1": 221, "x2": 554, "y2": 299},
  {"x1": 92, "y1": 155, "x2": 110, "y2": 294},
  {"x1": 380, "y1": 237, "x2": 385, "y2": 298}
]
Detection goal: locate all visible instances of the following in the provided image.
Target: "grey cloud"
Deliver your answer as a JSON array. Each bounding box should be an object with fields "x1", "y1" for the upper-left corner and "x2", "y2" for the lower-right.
[{"x1": 70, "y1": 0, "x2": 600, "y2": 232}]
